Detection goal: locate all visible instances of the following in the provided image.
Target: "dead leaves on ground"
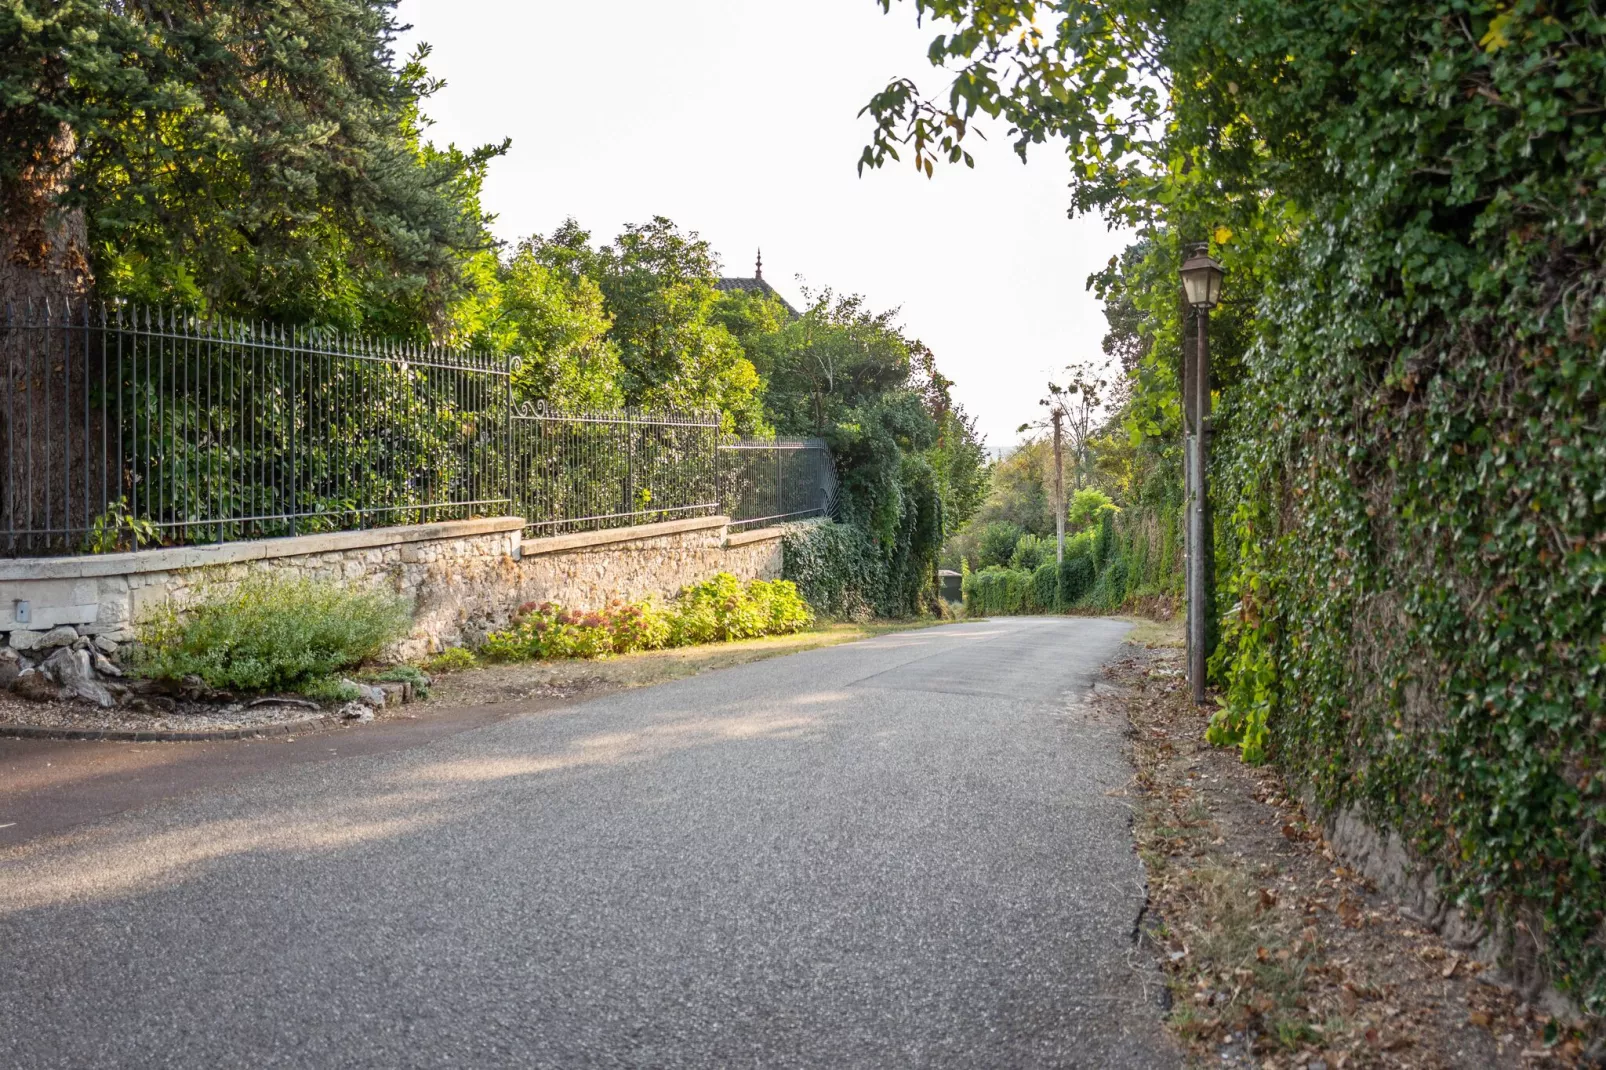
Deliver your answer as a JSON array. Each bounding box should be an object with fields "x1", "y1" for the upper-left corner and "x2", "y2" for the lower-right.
[{"x1": 1101, "y1": 648, "x2": 1591, "y2": 1069}]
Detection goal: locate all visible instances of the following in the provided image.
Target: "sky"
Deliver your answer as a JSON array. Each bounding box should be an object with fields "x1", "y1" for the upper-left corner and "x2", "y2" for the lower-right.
[{"x1": 395, "y1": 0, "x2": 1131, "y2": 450}]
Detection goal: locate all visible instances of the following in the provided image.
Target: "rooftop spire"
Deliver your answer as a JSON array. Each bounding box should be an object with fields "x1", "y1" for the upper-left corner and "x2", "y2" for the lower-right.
[{"x1": 755, "y1": 249, "x2": 763, "y2": 281}]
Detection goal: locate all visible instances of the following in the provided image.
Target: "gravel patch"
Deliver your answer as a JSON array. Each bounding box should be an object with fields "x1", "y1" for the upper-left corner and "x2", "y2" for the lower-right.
[{"x1": 0, "y1": 694, "x2": 330, "y2": 735}]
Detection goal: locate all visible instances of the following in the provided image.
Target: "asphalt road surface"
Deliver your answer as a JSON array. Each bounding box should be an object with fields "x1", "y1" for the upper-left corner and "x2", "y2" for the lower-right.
[{"x1": 0, "y1": 616, "x2": 1175, "y2": 1069}]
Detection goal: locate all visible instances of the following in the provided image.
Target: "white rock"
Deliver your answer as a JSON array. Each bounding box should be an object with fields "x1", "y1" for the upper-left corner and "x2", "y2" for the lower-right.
[
  {"x1": 40, "y1": 647, "x2": 115, "y2": 708},
  {"x1": 9, "y1": 629, "x2": 45, "y2": 651},
  {"x1": 338, "y1": 674, "x2": 388, "y2": 706},
  {"x1": 37, "y1": 626, "x2": 80, "y2": 650},
  {"x1": 92, "y1": 652, "x2": 124, "y2": 678},
  {"x1": 338, "y1": 702, "x2": 374, "y2": 722},
  {"x1": 93, "y1": 635, "x2": 119, "y2": 655}
]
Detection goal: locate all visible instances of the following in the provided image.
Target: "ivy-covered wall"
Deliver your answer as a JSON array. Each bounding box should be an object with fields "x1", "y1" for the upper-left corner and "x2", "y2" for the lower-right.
[{"x1": 1197, "y1": 11, "x2": 1606, "y2": 1013}]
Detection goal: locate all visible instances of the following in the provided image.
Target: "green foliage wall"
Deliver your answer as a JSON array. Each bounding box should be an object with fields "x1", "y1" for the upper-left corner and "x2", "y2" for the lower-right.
[
  {"x1": 781, "y1": 520, "x2": 894, "y2": 621},
  {"x1": 962, "y1": 566, "x2": 1029, "y2": 615},
  {"x1": 866, "y1": 0, "x2": 1606, "y2": 1010},
  {"x1": 962, "y1": 511, "x2": 1176, "y2": 618}
]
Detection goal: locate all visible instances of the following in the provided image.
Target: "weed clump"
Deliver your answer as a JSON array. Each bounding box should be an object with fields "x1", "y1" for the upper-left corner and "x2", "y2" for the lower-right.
[{"x1": 422, "y1": 647, "x2": 477, "y2": 674}]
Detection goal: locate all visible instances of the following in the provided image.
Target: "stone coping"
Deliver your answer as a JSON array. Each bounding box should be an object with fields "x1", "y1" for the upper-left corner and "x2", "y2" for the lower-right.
[
  {"x1": 0, "y1": 517, "x2": 527, "y2": 581},
  {"x1": 725, "y1": 525, "x2": 788, "y2": 547},
  {"x1": 519, "y1": 515, "x2": 729, "y2": 558}
]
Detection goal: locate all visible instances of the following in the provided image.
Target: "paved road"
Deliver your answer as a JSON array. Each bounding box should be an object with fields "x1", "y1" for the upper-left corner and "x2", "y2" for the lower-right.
[{"x1": 0, "y1": 617, "x2": 1174, "y2": 1069}]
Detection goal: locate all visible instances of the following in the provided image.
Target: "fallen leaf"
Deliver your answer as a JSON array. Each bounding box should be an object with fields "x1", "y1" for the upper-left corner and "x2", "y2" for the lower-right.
[
  {"x1": 1441, "y1": 954, "x2": 1459, "y2": 979},
  {"x1": 1468, "y1": 1011, "x2": 1492, "y2": 1027}
]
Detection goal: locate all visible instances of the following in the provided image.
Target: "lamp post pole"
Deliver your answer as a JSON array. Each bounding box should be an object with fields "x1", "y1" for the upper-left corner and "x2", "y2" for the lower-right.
[
  {"x1": 1180, "y1": 243, "x2": 1224, "y2": 706},
  {"x1": 1189, "y1": 303, "x2": 1213, "y2": 704}
]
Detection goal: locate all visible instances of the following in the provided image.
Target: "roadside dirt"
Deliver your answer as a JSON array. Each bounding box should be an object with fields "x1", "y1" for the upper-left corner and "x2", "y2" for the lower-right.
[{"x1": 1102, "y1": 630, "x2": 1593, "y2": 1069}]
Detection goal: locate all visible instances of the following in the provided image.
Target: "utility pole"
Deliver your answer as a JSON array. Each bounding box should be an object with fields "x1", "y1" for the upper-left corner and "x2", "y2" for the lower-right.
[
  {"x1": 1051, "y1": 407, "x2": 1065, "y2": 563},
  {"x1": 1179, "y1": 243, "x2": 1224, "y2": 706}
]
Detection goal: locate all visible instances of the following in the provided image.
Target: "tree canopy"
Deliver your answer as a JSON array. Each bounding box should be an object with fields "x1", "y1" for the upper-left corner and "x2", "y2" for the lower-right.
[{"x1": 0, "y1": 0, "x2": 506, "y2": 332}]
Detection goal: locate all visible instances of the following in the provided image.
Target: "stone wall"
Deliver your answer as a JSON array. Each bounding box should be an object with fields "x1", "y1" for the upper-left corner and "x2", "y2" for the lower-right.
[
  {"x1": 0, "y1": 515, "x2": 791, "y2": 664},
  {"x1": 512, "y1": 517, "x2": 784, "y2": 614}
]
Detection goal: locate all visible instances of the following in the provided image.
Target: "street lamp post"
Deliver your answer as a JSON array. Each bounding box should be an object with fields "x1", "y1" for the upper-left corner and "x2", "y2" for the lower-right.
[{"x1": 1180, "y1": 243, "x2": 1224, "y2": 706}]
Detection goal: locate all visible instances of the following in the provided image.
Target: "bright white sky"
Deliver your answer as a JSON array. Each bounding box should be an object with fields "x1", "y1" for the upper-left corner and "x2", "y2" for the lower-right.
[{"x1": 396, "y1": 0, "x2": 1130, "y2": 449}]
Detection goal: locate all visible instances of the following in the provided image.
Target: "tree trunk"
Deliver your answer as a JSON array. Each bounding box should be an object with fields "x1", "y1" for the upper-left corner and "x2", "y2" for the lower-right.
[
  {"x1": 0, "y1": 123, "x2": 93, "y2": 308},
  {"x1": 1, "y1": 122, "x2": 103, "y2": 555}
]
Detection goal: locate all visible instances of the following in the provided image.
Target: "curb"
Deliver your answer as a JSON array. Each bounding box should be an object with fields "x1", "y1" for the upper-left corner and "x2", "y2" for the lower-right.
[{"x1": 0, "y1": 715, "x2": 334, "y2": 743}]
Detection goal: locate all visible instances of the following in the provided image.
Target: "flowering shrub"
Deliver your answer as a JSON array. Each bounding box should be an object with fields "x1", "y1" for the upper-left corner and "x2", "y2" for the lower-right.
[
  {"x1": 481, "y1": 598, "x2": 671, "y2": 661},
  {"x1": 482, "y1": 574, "x2": 813, "y2": 661}
]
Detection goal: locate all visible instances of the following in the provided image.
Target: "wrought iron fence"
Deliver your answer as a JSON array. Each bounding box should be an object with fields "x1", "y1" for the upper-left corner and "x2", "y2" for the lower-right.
[
  {"x1": 719, "y1": 439, "x2": 838, "y2": 532},
  {"x1": 513, "y1": 404, "x2": 722, "y2": 535},
  {"x1": 0, "y1": 300, "x2": 834, "y2": 556}
]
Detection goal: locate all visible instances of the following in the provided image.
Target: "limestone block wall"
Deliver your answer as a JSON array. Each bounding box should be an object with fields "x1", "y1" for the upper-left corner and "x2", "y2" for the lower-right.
[{"x1": 0, "y1": 515, "x2": 791, "y2": 662}]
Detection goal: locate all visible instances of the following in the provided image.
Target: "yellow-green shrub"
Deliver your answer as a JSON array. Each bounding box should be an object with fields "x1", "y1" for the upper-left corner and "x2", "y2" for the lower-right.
[
  {"x1": 134, "y1": 575, "x2": 411, "y2": 693},
  {"x1": 481, "y1": 574, "x2": 813, "y2": 661}
]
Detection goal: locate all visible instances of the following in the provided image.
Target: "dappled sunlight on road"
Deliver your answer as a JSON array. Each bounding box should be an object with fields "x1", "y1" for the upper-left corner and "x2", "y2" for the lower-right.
[
  {"x1": 407, "y1": 710, "x2": 822, "y2": 786},
  {"x1": 0, "y1": 788, "x2": 451, "y2": 915},
  {"x1": 0, "y1": 709, "x2": 829, "y2": 916},
  {"x1": 786, "y1": 691, "x2": 853, "y2": 706}
]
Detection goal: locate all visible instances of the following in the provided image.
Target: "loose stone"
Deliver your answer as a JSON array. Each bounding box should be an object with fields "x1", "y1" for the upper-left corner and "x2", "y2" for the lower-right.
[{"x1": 37, "y1": 626, "x2": 80, "y2": 650}]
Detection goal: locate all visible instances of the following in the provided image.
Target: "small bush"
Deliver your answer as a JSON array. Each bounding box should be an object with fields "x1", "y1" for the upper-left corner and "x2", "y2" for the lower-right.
[
  {"x1": 301, "y1": 676, "x2": 361, "y2": 703},
  {"x1": 745, "y1": 578, "x2": 814, "y2": 636},
  {"x1": 134, "y1": 575, "x2": 411, "y2": 693},
  {"x1": 671, "y1": 574, "x2": 769, "y2": 645},
  {"x1": 423, "y1": 647, "x2": 478, "y2": 674},
  {"x1": 368, "y1": 664, "x2": 432, "y2": 699},
  {"x1": 1009, "y1": 533, "x2": 1050, "y2": 572},
  {"x1": 976, "y1": 521, "x2": 1024, "y2": 569}
]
